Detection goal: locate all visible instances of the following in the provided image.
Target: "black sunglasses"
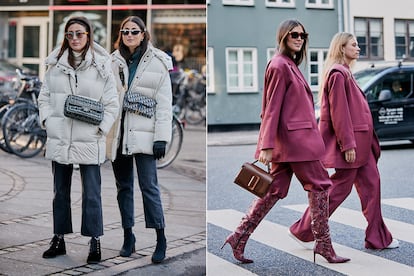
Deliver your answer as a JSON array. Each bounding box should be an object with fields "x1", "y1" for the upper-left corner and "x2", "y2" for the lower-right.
[
  {"x1": 289, "y1": 31, "x2": 308, "y2": 40},
  {"x1": 120, "y1": 29, "x2": 142, "y2": 36}
]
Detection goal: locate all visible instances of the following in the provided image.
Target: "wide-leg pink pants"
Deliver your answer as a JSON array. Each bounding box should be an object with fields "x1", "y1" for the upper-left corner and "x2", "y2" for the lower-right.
[{"x1": 289, "y1": 153, "x2": 393, "y2": 249}]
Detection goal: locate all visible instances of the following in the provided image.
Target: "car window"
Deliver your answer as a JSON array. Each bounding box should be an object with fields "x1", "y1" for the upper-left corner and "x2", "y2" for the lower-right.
[{"x1": 367, "y1": 72, "x2": 413, "y2": 101}]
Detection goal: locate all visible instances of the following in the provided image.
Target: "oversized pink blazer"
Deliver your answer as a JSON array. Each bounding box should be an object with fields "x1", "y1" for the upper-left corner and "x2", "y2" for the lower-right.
[
  {"x1": 319, "y1": 63, "x2": 381, "y2": 169},
  {"x1": 255, "y1": 54, "x2": 325, "y2": 162}
]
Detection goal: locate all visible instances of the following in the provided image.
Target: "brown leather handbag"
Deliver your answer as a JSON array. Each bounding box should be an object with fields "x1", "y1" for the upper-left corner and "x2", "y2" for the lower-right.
[{"x1": 234, "y1": 160, "x2": 273, "y2": 198}]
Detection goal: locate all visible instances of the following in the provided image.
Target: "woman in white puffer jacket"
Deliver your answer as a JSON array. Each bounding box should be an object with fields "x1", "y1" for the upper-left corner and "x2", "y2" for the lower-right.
[
  {"x1": 106, "y1": 16, "x2": 172, "y2": 264},
  {"x1": 37, "y1": 16, "x2": 119, "y2": 264}
]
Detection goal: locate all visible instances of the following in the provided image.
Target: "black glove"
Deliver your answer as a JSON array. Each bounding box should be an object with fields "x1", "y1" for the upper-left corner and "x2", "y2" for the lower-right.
[{"x1": 153, "y1": 141, "x2": 167, "y2": 160}]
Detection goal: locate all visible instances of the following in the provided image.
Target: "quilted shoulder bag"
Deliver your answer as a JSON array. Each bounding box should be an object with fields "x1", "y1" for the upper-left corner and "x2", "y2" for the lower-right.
[
  {"x1": 64, "y1": 94, "x2": 104, "y2": 125},
  {"x1": 123, "y1": 92, "x2": 157, "y2": 118},
  {"x1": 234, "y1": 160, "x2": 274, "y2": 198}
]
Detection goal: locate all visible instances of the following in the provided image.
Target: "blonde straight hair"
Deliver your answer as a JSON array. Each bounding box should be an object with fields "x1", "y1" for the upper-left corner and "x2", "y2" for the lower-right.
[{"x1": 318, "y1": 32, "x2": 356, "y2": 103}]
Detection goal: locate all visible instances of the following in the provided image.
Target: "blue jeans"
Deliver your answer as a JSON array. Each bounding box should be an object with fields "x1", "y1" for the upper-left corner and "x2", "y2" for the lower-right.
[
  {"x1": 112, "y1": 153, "x2": 165, "y2": 229},
  {"x1": 52, "y1": 161, "x2": 103, "y2": 237}
]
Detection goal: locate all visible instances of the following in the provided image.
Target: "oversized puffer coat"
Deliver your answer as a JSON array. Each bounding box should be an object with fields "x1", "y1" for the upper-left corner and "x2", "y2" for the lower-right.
[
  {"x1": 106, "y1": 44, "x2": 173, "y2": 161},
  {"x1": 38, "y1": 42, "x2": 119, "y2": 165}
]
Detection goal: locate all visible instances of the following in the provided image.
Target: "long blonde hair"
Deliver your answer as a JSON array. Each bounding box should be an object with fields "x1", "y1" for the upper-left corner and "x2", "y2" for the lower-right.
[{"x1": 318, "y1": 32, "x2": 356, "y2": 103}]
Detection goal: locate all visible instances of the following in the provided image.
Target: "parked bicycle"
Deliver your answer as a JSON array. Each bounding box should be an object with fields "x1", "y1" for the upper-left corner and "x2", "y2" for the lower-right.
[
  {"x1": 1, "y1": 69, "x2": 46, "y2": 158},
  {"x1": 171, "y1": 69, "x2": 206, "y2": 126}
]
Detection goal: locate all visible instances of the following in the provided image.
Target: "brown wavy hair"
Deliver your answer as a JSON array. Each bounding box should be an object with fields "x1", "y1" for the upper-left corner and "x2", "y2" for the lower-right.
[
  {"x1": 114, "y1": 16, "x2": 150, "y2": 61},
  {"x1": 277, "y1": 19, "x2": 308, "y2": 66},
  {"x1": 57, "y1": 16, "x2": 93, "y2": 68}
]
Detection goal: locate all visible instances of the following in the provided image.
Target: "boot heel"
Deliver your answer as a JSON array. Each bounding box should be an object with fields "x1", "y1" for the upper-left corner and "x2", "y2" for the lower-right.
[
  {"x1": 220, "y1": 240, "x2": 228, "y2": 250},
  {"x1": 313, "y1": 251, "x2": 316, "y2": 263}
]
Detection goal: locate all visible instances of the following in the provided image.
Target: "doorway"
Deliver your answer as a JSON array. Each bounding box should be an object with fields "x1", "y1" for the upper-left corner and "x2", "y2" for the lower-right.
[{"x1": 8, "y1": 16, "x2": 49, "y2": 79}]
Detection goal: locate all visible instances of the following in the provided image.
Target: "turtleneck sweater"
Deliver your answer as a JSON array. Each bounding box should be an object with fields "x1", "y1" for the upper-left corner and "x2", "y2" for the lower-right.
[{"x1": 73, "y1": 51, "x2": 83, "y2": 68}]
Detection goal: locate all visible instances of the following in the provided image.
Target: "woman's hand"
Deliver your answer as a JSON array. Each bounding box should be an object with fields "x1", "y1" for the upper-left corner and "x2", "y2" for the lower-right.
[
  {"x1": 344, "y1": 148, "x2": 356, "y2": 163},
  {"x1": 258, "y1": 149, "x2": 273, "y2": 166}
]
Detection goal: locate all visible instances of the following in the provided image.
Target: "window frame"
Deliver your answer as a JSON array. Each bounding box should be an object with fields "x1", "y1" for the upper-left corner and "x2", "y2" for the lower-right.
[
  {"x1": 394, "y1": 19, "x2": 414, "y2": 60},
  {"x1": 225, "y1": 47, "x2": 258, "y2": 93},
  {"x1": 305, "y1": 0, "x2": 334, "y2": 9},
  {"x1": 265, "y1": 0, "x2": 295, "y2": 8},
  {"x1": 207, "y1": 47, "x2": 215, "y2": 94},
  {"x1": 308, "y1": 48, "x2": 328, "y2": 93},
  {"x1": 222, "y1": 0, "x2": 254, "y2": 6},
  {"x1": 354, "y1": 17, "x2": 384, "y2": 60}
]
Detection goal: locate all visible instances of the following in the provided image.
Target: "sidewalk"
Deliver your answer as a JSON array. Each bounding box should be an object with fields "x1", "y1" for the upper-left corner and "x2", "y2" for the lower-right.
[
  {"x1": 0, "y1": 147, "x2": 205, "y2": 275},
  {"x1": 207, "y1": 130, "x2": 258, "y2": 146}
]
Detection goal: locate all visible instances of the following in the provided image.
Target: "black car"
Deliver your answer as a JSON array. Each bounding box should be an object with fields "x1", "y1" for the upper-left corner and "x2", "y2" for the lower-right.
[{"x1": 353, "y1": 62, "x2": 414, "y2": 143}]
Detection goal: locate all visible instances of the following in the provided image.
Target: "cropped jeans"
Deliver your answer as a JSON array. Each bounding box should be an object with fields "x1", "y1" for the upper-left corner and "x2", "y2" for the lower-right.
[
  {"x1": 52, "y1": 161, "x2": 103, "y2": 237},
  {"x1": 112, "y1": 152, "x2": 165, "y2": 230}
]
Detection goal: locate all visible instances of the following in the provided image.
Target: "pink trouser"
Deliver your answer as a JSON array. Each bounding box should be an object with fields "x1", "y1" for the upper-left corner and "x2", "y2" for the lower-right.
[
  {"x1": 289, "y1": 152, "x2": 393, "y2": 249},
  {"x1": 233, "y1": 160, "x2": 331, "y2": 238},
  {"x1": 269, "y1": 160, "x2": 332, "y2": 199}
]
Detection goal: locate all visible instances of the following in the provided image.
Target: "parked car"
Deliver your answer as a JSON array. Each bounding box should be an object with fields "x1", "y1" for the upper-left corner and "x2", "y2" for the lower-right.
[
  {"x1": 353, "y1": 61, "x2": 414, "y2": 142},
  {"x1": 0, "y1": 60, "x2": 37, "y2": 107}
]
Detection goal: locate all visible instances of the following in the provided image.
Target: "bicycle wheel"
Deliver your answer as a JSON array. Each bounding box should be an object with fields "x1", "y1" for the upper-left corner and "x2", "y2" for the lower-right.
[
  {"x1": 156, "y1": 115, "x2": 184, "y2": 169},
  {"x1": 0, "y1": 104, "x2": 13, "y2": 153},
  {"x1": 2, "y1": 103, "x2": 46, "y2": 158}
]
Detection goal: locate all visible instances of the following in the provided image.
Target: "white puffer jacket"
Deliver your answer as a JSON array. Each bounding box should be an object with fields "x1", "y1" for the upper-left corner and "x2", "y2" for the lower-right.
[
  {"x1": 106, "y1": 44, "x2": 173, "y2": 161},
  {"x1": 38, "y1": 42, "x2": 119, "y2": 165}
]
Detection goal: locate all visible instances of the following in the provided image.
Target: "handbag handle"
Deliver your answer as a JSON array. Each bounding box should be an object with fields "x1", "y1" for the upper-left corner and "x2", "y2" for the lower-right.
[{"x1": 252, "y1": 160, "x2": 271, "y2": 173}]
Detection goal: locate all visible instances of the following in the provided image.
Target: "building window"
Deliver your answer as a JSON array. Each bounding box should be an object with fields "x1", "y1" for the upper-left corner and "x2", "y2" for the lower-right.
[
  {"x1": 267, "y1": 48, "x2": 276, "y2": 61},
  {"x1": 207, "y1": 47, "x2": 215, "y2": 93},
  {"x1": 395, "y1": 19, "x2": 414, "y2": 60},
  {"x1": 305, "y1": 0, "x2": 334, "y2": 9},
  {"x1": 226, "y1": 47, "x2": 258, "y2": 92},
  {"x1": 355, "y1": 18, "x2": 384, "y2": 60},
  {"x1": 266, "y1": 0, "x2": 295, "y2": 8},
  {"x1": 222, "y1": 0, "x2": 254, "y2": 6},
  {"x1": 308, "y1": 49, "x2": 328, "y2": 93}
]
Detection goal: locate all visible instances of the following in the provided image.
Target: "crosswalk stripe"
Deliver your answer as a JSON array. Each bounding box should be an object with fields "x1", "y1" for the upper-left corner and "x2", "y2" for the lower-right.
[
  {"x1": 283, "y1": 204, "x2": 414, "y2": 244},
  {"x1": 382, "y1": 197, "x2": 414, "y2": 211},
  {"x1": 207, "y1": 252, "x2": 258, "y2": 275},
  {"x1": 208, "y1": 209, "x2": 414, "y2": 276}
]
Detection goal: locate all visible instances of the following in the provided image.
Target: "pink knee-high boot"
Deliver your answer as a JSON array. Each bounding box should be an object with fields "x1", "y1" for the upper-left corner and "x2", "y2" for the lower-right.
[
  {"x1": 221, "y1": 193, "x2": 280, "y2": 263},
  {"x1": 309, "y1": 190, "x2": 350, "y2": 263}
]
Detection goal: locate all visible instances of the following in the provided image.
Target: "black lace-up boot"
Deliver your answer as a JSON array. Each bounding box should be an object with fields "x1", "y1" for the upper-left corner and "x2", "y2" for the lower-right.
[
  {"x1": 87, "y1": 237, "x2": 101, "y2": 264},
  {"x1": 42, "y1": 235, "x2": 66, "y2": 258}
]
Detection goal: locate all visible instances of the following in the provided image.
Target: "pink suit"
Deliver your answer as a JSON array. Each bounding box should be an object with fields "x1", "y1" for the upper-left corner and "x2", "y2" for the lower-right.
[{"x1": 289, "y1": 64, "x2": 393, "y2": 249}]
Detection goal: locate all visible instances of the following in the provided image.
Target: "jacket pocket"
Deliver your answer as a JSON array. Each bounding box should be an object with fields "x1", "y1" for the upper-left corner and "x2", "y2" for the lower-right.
[
  {"x1": 353, "y1": 124, "x2": 369, "y2": 131},
  {"x1": 287, "y1": 121, "x2": 313, "y2": 130}
]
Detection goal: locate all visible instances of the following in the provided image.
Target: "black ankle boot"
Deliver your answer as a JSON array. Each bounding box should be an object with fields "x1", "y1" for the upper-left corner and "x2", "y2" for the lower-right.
[
  {"x1": 151, "y1": 229, "x2": 166, "y2": 264},
  {"x1": 120, "y1": 233, "x2": 136, "y2": 257},
  {"x1": 43, "y1": 235, "x2": 66, "y2": 258},
  {"x1": 87, "y1": 237, "x2": 101, "y2": 264}
]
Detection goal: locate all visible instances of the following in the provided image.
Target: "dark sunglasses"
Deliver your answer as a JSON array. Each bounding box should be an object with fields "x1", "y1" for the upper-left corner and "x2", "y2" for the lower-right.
[
  {"x1": 65, "y1": 31, "x2": 88, "y2": 40},
  {"x1": 120, "y1": 29, "x2": 142, "y2": 36},
  {"x1": 289, "y1": 31, "x2": 308, "y2": 40}
]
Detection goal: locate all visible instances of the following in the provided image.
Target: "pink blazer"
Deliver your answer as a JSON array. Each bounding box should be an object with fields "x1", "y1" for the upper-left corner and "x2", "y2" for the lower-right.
[
  {"x1": 319, "y1": 63, "x2": 381, "y2": 169},
  {"x1": 255, "y1": 54, "x2": 325, "y2": 162}
]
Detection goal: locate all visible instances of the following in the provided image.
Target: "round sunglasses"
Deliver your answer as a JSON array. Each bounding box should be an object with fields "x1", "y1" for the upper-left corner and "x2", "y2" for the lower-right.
[{"x1": 65, "y1": 31, "x2": 88, "y2": 40}]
